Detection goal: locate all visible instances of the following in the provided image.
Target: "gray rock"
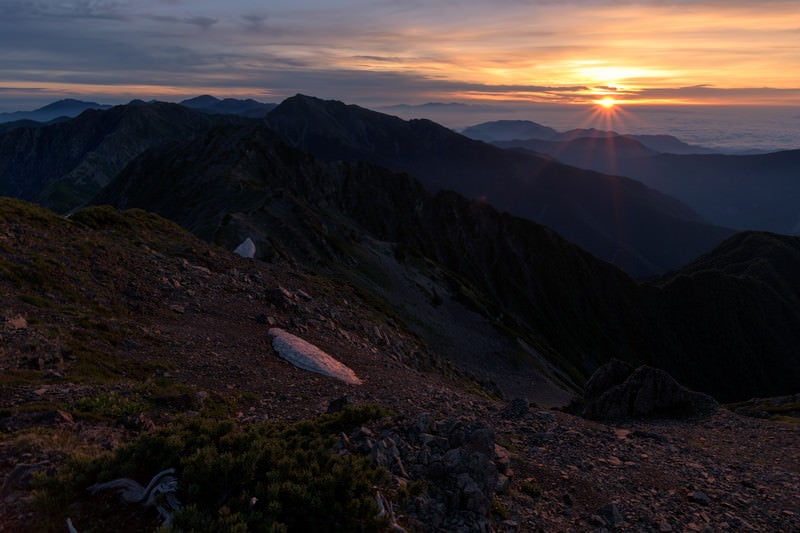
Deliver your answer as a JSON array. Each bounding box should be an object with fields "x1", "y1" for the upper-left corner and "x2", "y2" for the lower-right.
[
  {"x1": 233, "y1": 237, "x2": 256, "y2": 258},
  {"x1": 598, "y1": 502, "x2": 624, "y2": 528},
  {"x1": 688, "y1": 491, "x2": 712, "y2": 506},
  {"x1": 326, "y1": 395, "x2": 348, "y2": 414},
  {"x1": 500, "y1": 398, "x2": 530, "y2": 419},
  {"x1": 583, "y1": 363, "x2": 718, "y2": 420},
  {"x1": 584, "y1": 359, "x2": 635, "y2": 399}
]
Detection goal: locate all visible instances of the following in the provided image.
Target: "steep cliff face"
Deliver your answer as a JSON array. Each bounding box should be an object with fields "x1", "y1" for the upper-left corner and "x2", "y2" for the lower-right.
[{"x1": 94, "y1": 123, "x2": 800, "y2": 401}]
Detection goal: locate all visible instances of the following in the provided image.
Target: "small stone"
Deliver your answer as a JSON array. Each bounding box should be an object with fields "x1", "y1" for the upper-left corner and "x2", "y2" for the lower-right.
[
  {"x1": 7, "y1": 315, "x2": 27, "y2": 329},
  {"x1": 495, "y1": 474, "x2": 510, "y2": 493},
  {"x1": 56, "y1": 410, "x2": 74, "y2": 425},
  {"x1": 500, "y1": 398, "x2": 530, "y2": 419},
  {"x1": 598, "y1": 503, "x2": 623, "y2": 528},
  {"x1": 327, "y1": 395, "x2": 348, "y2": 414},
  {"x1": 689, "y1": 491, "x2": 712, "y2": 506},
  {"x1": 233, "y1": 237, "x2": 256, "y2": 258},
  {"x1": 169, "y1": 304, "x2": 185, "y2": 314}
]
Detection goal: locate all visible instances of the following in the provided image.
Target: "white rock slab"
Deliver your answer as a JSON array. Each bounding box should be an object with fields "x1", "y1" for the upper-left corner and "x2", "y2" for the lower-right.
[
  {"x1": 233, "y1": 237, "x2": 256, "y2": 258},
  {"x1": 268, "y1": 328, "x2": 362, "y2": 385}
]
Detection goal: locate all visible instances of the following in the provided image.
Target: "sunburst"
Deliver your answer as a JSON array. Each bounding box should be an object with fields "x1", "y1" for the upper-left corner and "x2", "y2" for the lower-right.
[{"x1": 595, "y1": 97, "x2": 617, "y2": 109}]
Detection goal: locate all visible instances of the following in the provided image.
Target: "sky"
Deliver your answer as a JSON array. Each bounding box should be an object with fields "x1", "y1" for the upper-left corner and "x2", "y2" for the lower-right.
[{"x1": 1, "y1": 0, "x2": 800, "y2": 113}]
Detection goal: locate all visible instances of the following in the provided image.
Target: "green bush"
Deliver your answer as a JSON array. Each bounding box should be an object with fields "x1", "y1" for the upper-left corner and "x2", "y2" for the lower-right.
[
  {"x1": 520, "y1": 481, "x2": 542, "y2": 500},
  {"x1": 36, "y1": 406, "x2": 392, "y2": 532},
  {"x1": 72, "y1": 392, "x2": 145, "y2": 420}
]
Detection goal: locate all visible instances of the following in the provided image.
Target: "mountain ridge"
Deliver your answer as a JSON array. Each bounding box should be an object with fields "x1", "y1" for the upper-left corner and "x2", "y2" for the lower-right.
[
  {"x1": 0, "y1": 101, "x2": 255, "y2": 213},
  {"x1": 463, "y1": 119, "x2": 718, "y2": 154},
  {"x1": 92, "y1": 121, "x2": 800, "y2": 402},
  {"x1": 264, "y1": 94, "x2": 734, "y2": 278},
  {"x1": 0, "y1": 98, "x2": 112, "y2": 124}
]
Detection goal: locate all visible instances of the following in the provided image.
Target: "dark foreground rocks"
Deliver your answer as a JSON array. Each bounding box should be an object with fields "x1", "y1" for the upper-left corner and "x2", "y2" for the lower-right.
[{"x1": 582, "y1": 360, "x2": 718, "y2": 420}]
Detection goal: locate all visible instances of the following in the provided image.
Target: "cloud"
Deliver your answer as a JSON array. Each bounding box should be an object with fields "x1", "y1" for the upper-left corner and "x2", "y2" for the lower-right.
[
  {"x1": 183, "y1": 16, "x2": 218, "y2": 29},
  {"x1": 634, "y1": 85, "x2": 800, "y2": 104},
  {"x1": 240, "y1": 13, "x2": 268, "y2": 32},
  {"x1": 0, "y1": 0, "x2": 129, "y2": 20},
  {"x1": 1, "y1": 0, "x2": 799, "y2": 110}
]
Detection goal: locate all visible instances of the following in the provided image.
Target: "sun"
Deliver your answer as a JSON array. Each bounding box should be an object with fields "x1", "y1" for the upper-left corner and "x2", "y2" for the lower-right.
[{"x1": 595, "y1": 97, "x2": 617, "y2": 109}]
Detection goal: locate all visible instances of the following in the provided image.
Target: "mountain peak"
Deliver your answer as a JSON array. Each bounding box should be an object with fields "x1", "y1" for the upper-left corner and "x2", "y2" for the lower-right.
[
  {"x1": 179, "y1": 95, "x2": 276, "y2": 117},
  {"x1": 0, "y1": 98, "x2": 111, "y2": 124},
  {"x1": 36, "y1": 98, "x2": 105, "y2": 112},
  {"x1": 180, "y1": 95, "x2": 220, "y2": 107},
  {"x1": 461, "y1": 119, "x2": 559, "y2": 142}
]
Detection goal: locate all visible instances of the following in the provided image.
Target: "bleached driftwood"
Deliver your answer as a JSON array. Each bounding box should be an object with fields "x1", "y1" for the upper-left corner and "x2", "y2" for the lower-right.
[
  {"x1": 87, "y1": 468, "x2": 181, "y2": 525},
  {"x1": 269, "y1": 328, "x2": 363, "y2": 384}
]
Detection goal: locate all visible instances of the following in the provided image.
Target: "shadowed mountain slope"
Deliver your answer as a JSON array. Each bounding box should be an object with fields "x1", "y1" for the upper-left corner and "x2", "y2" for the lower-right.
[
  {"x1": 461, "y1": 120, "x2": 559, "y2": 142},
  {"x1": 498, "y1": 134, "x2": 800, "y2": 234},
  {"x1": 93, "y1": 124, "x2": 800, "y2": 401},
  {"x1": 464, "y1": 119, "x2": 716, "y2": 154},
  {"x1": 609, "y1": 151, "x2": 800, "y2": 234},
  {"x1": 650, "y1": 231, "x2": 800, "y2": 400},
  {"x1": 0, "y1": 102, "x2": 252, "y2": 213},
  {"x1": 263, "y1": 95, "x2": 733, "y2": 278},
  {"x1": 495, "y1": 135, "x2": 657, "y2": 172}
]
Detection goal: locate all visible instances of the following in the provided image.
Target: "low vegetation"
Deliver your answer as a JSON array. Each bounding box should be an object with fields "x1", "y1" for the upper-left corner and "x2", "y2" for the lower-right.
[{"x1": 34, "y1": 406, "x2": 392, "y2": 532}]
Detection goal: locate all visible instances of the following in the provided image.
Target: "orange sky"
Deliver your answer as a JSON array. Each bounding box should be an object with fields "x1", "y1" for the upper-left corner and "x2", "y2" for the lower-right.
[{"x1": 1, "y1": 1, "x2": 799, "y2": 109}]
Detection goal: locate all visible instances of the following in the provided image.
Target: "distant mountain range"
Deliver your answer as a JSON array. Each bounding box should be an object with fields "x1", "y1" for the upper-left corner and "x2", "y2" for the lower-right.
[
  {"x1": 0, "y1": 99, "x2": 112, "y2": 124},
  {"x1": 0, "y1": 96, "x2": 276, "y2": 129},
  {"x1": 179, "y1": 95, "x2": 277, "y2": 117},
  {"x1": 476, "y1": 120, "x2": 800, "y2": 234},
  {"x1": 463, "y1": 119, "x2": 717, "y2": 154}
]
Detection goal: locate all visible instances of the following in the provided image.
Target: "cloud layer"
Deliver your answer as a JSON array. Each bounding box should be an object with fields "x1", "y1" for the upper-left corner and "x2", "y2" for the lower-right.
[{"x1": 1, "y1": 0, "x2": 799, "y2": 110}]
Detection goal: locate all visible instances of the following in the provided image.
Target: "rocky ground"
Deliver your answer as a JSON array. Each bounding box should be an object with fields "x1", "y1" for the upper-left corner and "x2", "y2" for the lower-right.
[{"x1": 1, "y1": 201, "x2": 798, "y2": 532}]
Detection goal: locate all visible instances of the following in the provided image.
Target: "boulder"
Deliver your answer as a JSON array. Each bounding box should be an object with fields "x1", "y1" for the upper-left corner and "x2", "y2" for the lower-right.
[
  {"x1": 582, "y1": 363, "x2": 717, "y2": 420},
  {"x1": 233, "y1": 237, "x2": 256, "y2": 258},
  {"x1": 269, "y1": 328, "x2": 362, "y2": 385}
]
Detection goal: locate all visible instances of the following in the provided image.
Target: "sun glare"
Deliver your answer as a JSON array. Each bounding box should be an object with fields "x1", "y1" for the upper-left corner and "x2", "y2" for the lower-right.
[{"x1": 596, "y1": 97, "x2": 617, "y2": 109}]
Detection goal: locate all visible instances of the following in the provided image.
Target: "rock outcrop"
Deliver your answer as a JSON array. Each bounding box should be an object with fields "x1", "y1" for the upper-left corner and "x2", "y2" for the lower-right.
[
  {"x1": 340, "y1": 414, "x2": 504, "y2": 533},
  {"x1": 582, "y1": 361, "x2": 718, "y2": 420}
]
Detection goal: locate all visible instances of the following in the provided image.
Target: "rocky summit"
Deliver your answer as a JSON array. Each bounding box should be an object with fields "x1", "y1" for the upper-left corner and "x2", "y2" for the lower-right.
[{"x1": 0, "y1": 199, "x2": 798, "y2": 532}]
